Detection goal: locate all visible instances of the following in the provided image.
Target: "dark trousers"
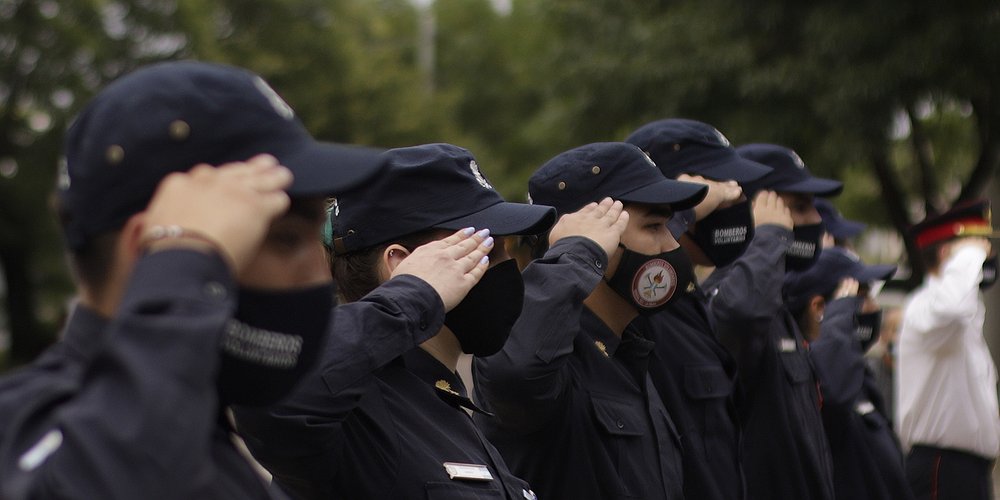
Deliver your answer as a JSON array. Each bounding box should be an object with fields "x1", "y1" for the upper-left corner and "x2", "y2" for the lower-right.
[{"x1": 906, "y1": 445, "x2": 994, "y2": 500}]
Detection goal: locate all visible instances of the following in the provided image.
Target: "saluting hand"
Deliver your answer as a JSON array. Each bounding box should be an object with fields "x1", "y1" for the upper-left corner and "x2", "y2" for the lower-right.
[
  {"x1": 678, "y1": 174, "x2": 742, "y2": 221},
  {"x1": 548, "y1": 198, "x2": 629, "y2": 260},
  {"x1": 392, "y1": 228, "x2": 492, "y2": 311},
  {"x1": 140, "y1": 154, "x2": 292, "y2": 274},
  {"x1": 752, "y1": 190, "x2": 793, "y2": 230}
]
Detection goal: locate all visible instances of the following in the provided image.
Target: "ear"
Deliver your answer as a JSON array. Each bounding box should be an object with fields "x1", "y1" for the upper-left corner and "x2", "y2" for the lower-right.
[
  {"x1": 382, "y1": 244, "x2": 412, "y2": 276},
  {"x1": 119, "y1": 212, "x2": 148, "y2": 263},
  {"x1": 938, "y1": 242, "x2": 952, "y2": 265},
  {"x1": 809, "y1": 295, "x2": 826, "y2": 322}
]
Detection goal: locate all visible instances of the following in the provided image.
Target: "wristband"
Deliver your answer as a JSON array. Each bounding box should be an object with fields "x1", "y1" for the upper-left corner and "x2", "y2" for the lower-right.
[{"x1": 139, "y1": 225, "x2": 221, "y2": 255}]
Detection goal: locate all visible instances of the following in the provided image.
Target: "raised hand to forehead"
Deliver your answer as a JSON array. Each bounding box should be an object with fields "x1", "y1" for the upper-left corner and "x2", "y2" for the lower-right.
[
  {"x1": 141, "y1": 154, "x2": 292, "y2": 273},
  {"x1": 391, "y1": 228, "x2": 493, "y2": 311},
  {"x1": 548, "y1": 197, "x2": 629, "y2": 259}
]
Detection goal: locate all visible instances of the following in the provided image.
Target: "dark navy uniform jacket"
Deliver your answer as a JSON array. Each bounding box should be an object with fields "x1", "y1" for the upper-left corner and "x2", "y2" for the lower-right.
[
  {"x1": 641, "y1": 291, "x2": 745, "y2": 500},
  {"x1": 810, "y1": 296, "x2": 914, "y2": 500},
  {"x1": 233, "y1": 278, "x2": 533, "y2": 500},
  {"x1": 473, "y1": 237, "x2": 683, "y2": 500},
  {"x1": 702, "y1": 225, "x2": 835, "y2": 500},
  {"x1": 0, "y1": 250, "x2": 283, "y2": 499},
  {"x1": 0, "y1": 250, "x2": 454, "y2": 499}
]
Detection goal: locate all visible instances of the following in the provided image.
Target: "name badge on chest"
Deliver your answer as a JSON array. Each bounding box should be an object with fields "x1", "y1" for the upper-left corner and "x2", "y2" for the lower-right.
[
  {"x1": 443, "y1": 462, "x2": 494, "y2": 482},
  {"x1": 779, "y1": 338, "x2": 798, "y2": 352}
]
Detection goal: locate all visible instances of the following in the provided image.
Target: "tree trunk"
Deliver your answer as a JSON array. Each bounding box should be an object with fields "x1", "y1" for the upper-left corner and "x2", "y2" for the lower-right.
[{"x1": 870, "y1": 146, "x2": 924, "y2": 287}]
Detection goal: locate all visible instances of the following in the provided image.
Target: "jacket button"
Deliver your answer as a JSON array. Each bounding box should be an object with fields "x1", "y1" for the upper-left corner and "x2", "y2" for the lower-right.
[{"x1": 616, "y1": 419, "x2": 624, "y2": 429}]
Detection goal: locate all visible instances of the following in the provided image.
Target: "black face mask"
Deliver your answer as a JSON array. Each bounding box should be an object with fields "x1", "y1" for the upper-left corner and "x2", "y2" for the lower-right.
[
  {"x1": 607, "y1": 245, "x2": 695, "y2": 315},
  {"x1": 689, "y1": 199, "x2": 754, "y2": 267},
  {"x1": 219, "y1": 283, "x2": 333, "y2": 407},
  {"x1": 981, "y1": 256, "x2": 998, "y2": 290},
  {"x1": 785, "y1": 223, "x2": 824, "y2": 272},
  {"x1": 855, "y1": 309, "x2": 882, "y2": 352},
  {"x1": 445, "y1": 259, "x2": 524, "y2": 357}
]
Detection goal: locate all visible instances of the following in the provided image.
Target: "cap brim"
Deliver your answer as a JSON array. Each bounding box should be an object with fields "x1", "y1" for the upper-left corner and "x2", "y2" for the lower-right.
[
  {"x1": 698, "y1": 153, "x2": 774, "y2": 184},
  {"x1": 855, "y1": 264, "x2": 897, "y2": 283},
  {"x1": 436, "y1": 201, "x2": 557, "y2": 236},
  {"x1": 279, "y1": 140, "x2": 385, "y2": 196},
  {"x1": 780, "y1": 177, "x2": 843, "y2": 196},
  {"x1": 618, "y1": 179, "x2": 708, "y2": 211},
  {"x1": 827, "y1": 218, "x2": 866, "y2": 239}
]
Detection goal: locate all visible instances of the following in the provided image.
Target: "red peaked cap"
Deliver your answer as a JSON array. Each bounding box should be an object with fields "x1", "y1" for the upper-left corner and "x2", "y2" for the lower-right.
[{"x1": 910, "y1": 199, "x2": 1000, "y2": 249}]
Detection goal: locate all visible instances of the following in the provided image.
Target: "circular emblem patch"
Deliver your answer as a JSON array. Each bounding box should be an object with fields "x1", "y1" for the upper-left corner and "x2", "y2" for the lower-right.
[{"x1": 631, "y1": 258, "x2": 677, "y2": 308}]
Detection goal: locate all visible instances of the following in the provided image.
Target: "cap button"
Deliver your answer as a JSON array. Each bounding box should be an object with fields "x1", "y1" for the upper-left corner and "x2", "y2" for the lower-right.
[
  {"x1": 557, "y1": 181, "x2": 567, "y2": 191},
  {"x1": 105, "y1": 145, "x2": 124, "y2": 165},
  {"x1": 168, "y1": 120, "x2": 190, "y2": 141},
  {"x1": 673, "y1": 143, "x2": 681, "y2": 151},
  {"x1": 591, "y1": 166, "x2": 601, "y2": 175}
]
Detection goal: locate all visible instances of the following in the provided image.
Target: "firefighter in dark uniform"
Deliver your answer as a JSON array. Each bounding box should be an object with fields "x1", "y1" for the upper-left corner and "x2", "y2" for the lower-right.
[
  {"x1": 0, "y1": 62, "x2": 491, "y2": 499},
  {"x1": 701, "y1": 143, "x2": 840, "y2": 500},
  {"x1": 625, "y1": 118, "x2": 776, "y2": 500},
  {"x1": 784, "y1": 246, "x2": 913, "y2": 500},
  {"x1": 233, "y1": 143, "x2": 553, "y2": 500},
  {"x1": 474, "y1": 142, "x2": 707, "y2": 500}
]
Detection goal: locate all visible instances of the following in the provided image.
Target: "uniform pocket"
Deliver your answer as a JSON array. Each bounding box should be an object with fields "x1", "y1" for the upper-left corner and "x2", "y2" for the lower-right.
[
  {"x1": 683, "y1": 364, "x2": 734, "y2": 400},
  {"x1": 590, "y1": 394, "x2": 646, "y2": 437},
  {"x1": 425, "y1": 482, "x2": 503, "y2": 499},
  {"x1": 779, "y1": 351, "x2": 811, "y2": 384}
]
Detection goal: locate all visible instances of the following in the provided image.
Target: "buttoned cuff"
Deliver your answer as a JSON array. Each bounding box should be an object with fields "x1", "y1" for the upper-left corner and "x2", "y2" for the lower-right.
[
  {"x1": 545, "y1": 236, "x2": 608, "y2": 281},
  {"x1": 369, "y1": 274, "x2": 446, "y2": 345}
]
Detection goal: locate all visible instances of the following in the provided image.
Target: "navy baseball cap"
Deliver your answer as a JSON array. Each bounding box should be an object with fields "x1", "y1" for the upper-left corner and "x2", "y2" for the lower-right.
[
  {"x1": 329, "y1": 143, "x2": 557, "y2": 254},
  {"x1": 736, "y1": 143, "x2": 843, "y2": 197},
  {"x1": 783, "y1": 246, "x2": 896, "y2": 312},
  {"x1": 625, "y1": 118, "x2": 772, "y2": 183},
  {"x1": 815, "y1": 198, "x2": 866, "y2": 240},
  {"x1": 528, "y1": 142, "x2": 707, "y2": 216},
  {"x1": 59, "y1": 60, "x2": 385, "y2": 251}
]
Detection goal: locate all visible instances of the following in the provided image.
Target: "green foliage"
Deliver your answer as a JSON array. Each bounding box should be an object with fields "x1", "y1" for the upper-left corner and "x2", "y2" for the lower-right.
[{"x1": 2, "y1": 0, "x2": 998, "y2": 365}]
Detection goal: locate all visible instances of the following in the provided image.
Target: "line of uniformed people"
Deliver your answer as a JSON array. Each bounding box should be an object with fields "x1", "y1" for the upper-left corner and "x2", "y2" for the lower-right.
[{"x1": 0, "y1": 61, "x2": 916, "y2": 500}]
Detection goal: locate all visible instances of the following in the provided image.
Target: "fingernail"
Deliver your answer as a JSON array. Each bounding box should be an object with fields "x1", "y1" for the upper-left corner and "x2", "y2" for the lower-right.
[
  {"x1": 462, "y1": 227, "x2": 476, "y2": 236},
  {"x1": 475, "y1": 228, "x2": 491, "y2": 238},
  {"x1": 483, "y1": 236, "x2": 494, "y2": 248},
  {"x1": 480, "y1": 255, "x2": 490, "y2": 265}
]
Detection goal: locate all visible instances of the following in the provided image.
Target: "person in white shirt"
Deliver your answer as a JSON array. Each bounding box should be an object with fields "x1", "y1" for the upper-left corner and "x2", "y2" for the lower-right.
[{"x1": 897, "y1": 199, "x2": 1000, "y2": 500}]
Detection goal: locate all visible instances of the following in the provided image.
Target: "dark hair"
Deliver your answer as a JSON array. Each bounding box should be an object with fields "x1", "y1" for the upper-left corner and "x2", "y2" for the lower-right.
[{"x1": 331, "y1": 230, "x2": 441, "y2": 303}]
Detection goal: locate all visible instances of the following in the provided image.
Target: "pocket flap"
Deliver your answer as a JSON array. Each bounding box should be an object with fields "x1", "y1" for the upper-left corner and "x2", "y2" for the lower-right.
[
  {"x1": 683, "y1": 365, "x2": 734, "y2": 400},
  {"x1": 590, "y1": 395, "x2": 646, "y2": 437},
  {"x1": 779, "y1": 351, "x2": 811, "y2": 384}
]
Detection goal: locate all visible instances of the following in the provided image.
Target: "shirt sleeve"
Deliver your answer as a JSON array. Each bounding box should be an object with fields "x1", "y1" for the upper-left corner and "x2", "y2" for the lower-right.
[
  {"x1": 0, "y1": 250, "x2": 237, "y2": 500},
  {"x1": 473, "y1": 236, "x2": 607, "y2": 434},
  {"x1": 667, "y1": 208, "x2": 696, "y2": 239},
  {"x1": 702, "y1": 224, "x2": 791, "y2": 366},
  {"x1": 810, "y1": 296, "x2": 866, "y2": 408},
  {"x1": 904, "y1": 244, "x2": 986, "y2": 351},
  {"x1": 230, "y1": 274, "x2": 445, "y2": 476}
]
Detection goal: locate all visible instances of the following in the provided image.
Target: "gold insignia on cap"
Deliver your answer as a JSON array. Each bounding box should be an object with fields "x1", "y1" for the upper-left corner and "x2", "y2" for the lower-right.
[
  {"x1": 168, "y1": 120, "x2": 190, "y2": 141},
  {"x1": 435, "y1": 379, "x2": 460, "y2": 396},
  {"x1": 673, "y1": 143, "x2": 681, "y2": 151},
  {"x1": 591, "y1": 166, "x2": 601, "y2": 175},
  {"x1": 105, "y1": 145, "x2": 124, "y2": 165},
  {"x1": 557, "y1": 181, "x2": 567, "y2": 190},
  {"x1": 594, "y1": 340, "x2": 609, "y2": 357}
]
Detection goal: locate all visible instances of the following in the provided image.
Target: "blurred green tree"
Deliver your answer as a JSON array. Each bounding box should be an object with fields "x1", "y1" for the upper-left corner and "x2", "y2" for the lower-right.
[{"x1": 0, "y1": 0, "x2": 218, "y2": 366}]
